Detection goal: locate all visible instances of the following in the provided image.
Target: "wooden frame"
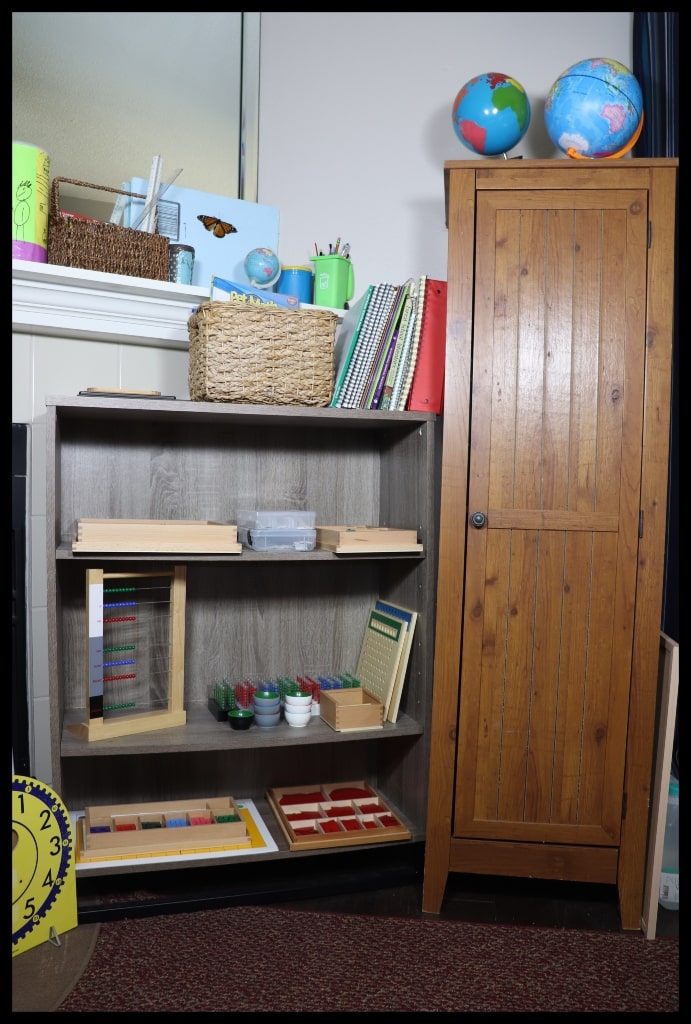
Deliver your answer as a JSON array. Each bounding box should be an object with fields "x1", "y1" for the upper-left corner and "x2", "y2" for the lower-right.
[{"x1": 69, "y1": 566, "x2": 187, "y2": 742}]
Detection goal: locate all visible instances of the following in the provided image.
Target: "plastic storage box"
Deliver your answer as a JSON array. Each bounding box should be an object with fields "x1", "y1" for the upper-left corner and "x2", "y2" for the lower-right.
[
  {"x1": 238, "y1": 527, "x2": 316, "y2": 552},
  {"x1": 237, "y1": 510, "x2": 317, "y2": 530},
  {"x1": 237, "y1": 510, "x2": 317, "y2": 552}
]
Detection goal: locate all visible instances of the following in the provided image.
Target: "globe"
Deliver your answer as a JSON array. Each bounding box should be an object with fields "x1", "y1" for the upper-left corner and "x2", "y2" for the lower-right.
[
  {"x1": 452, "y1": 72, "x2": 531, "y2": 156},
  {"x1": 544, "y1": 57, "x2": 644, "y2": 159},
  {"x1": 244, "y1": 247, "x2": 281, "y2": 289}
]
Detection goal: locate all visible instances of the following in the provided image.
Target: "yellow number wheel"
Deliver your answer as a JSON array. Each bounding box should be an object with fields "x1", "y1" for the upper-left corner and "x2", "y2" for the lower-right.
[{"x1": 12, "y1": 775, "x2": 77, "y2": 956}]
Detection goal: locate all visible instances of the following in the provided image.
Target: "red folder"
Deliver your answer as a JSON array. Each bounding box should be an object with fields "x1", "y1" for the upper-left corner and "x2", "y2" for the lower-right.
[{"x1": 406, "y1": 278, "x2": 448, "y2": 414}]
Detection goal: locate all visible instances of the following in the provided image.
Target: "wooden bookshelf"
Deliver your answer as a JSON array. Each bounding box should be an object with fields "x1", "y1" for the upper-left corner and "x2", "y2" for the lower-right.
[{"x1": 46, "y1": 395, "x2": 438, "y2": 877}]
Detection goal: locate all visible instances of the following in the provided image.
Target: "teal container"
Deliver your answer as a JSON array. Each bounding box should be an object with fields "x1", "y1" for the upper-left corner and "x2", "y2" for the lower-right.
[{"x1": 659, "y1": 775, "x2": 679, "y2": 911}]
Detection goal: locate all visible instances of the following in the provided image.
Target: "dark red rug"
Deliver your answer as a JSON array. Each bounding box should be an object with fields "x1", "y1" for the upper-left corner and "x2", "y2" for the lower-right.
[{"x1": 56, "y1": 904, "x2": 678, "y2": 1012}]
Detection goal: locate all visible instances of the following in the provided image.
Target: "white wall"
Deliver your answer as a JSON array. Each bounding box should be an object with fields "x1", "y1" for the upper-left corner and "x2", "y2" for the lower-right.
[{"x1": 258, "y1": 12, "x2": 633, "y2": 292}]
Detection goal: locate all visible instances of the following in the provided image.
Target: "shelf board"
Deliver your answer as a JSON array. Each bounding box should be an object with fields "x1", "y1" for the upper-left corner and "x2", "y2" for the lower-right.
[
  {"x1": 61, "y1": 704, "x2": 423, "y2": 758},
  {"x1": 46, "y1": 393, "x2": 436, "y2": 428},
  {"x1": 72, "y1": 794, "x2": 423, "y2": 881},
  {"x1": 58, "y1": 541, "x2": 424, "y2": 563}
]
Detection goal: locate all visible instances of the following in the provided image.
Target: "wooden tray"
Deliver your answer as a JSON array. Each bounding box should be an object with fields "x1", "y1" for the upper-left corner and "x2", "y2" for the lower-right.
[
  {"x1": 72, "y1": 518, "x2": 242, "y2": 553},
  {"x1": 266, "y1": 780, "x2": 411, "y2": 851},
  {"x1": 78, "y1": 796, "x2": 251, "y2": 860},
  {"x1": 315, "y1": 525, "x2": 423, "y2": 554}
]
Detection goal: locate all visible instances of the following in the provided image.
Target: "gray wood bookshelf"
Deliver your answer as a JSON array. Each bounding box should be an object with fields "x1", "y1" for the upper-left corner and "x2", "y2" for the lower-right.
[{"x1": 46, "y1": 394, "x2": 438, "y2": 874}]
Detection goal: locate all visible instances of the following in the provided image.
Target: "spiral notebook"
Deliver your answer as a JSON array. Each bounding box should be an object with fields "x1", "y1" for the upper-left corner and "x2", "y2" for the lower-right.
[{"x1": 338, "y1": 283, "x2": 396, "y2": 408}]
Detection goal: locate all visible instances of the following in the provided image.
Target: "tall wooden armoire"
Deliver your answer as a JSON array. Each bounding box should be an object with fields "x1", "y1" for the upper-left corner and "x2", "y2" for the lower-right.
[{"x1": 423, "y1": 159, "x2": 678, "y2": 931}]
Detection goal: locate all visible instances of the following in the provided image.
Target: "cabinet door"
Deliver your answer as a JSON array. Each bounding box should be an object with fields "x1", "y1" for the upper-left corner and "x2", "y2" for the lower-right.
[{"x1": 454, "y1": 188, "x2": 648, "y2": 848}]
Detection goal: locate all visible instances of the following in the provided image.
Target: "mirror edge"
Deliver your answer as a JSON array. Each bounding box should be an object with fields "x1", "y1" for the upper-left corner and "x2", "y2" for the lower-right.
[{"x1": 240, "y1": 12, "x2": 260, "y2": 203}]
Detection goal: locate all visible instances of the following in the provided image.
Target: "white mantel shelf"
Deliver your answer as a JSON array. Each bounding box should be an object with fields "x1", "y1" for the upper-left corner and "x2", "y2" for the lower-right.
[
  {"x1": 12, "y1": 260, "x2": 208, "y2": 349},
  {"x1": 12, "y1": 261, "x2": 343, "y2": 350}
]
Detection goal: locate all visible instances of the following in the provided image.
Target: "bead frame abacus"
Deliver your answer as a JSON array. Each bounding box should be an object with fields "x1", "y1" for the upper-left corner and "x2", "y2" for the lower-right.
[{"x1": 69, "y1": 566, "x2": 187, "y2": 742}]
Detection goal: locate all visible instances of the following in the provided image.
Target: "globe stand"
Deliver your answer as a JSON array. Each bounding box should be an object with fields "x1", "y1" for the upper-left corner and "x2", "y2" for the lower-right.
[{"x1": 566, "y1": 113, "x2": 644, "y2": 160}]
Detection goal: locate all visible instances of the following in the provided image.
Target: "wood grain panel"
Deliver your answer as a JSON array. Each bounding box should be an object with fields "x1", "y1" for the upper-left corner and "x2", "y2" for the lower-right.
[
  {"x1": 453, "y1": 186, "x2": 647, "y2": 847},
  {"x1": 425, "y1": 160, "x2": 676, "y2": 928}
]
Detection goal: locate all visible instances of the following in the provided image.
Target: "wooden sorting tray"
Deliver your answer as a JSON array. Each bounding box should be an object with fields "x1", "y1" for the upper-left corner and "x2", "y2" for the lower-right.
[
  {"x1": 78, "y1": 796, "x2": 251, "y2": 861},
  {"x1": 72, "y1": 518, "x2": 242, "y2": 553},
  {"x1": 266, "y1": 780, "x2": 411, "y2": 851}
]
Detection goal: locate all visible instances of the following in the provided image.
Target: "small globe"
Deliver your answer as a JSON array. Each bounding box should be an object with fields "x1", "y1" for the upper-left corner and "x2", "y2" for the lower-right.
[
  {"x1": 244, "y1": 247, "x2": 281, "y2": 289},
  {"x1": 544, "y1": 57, "x2": 643, "y2": 159},
  {"x1": 452, "y1": 72, "x2": 531, "y2": 156}
]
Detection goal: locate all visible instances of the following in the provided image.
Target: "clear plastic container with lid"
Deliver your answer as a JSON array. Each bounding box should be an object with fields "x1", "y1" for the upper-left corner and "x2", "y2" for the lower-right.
[{"x1": 659, "y1": 773, "x2": 679, "y2": 911}]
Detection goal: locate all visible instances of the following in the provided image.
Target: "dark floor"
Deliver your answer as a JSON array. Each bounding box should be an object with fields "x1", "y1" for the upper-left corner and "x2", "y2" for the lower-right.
[
  {"x1": 279, "y1": 873, "x2": 679, "y2": 939},
  {"x1": 76, "y1": 842, "x2": 678, "y2": 939}
]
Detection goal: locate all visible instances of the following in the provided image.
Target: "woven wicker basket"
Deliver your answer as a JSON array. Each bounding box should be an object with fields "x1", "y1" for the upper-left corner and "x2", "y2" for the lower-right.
[
  {"x1": 188, "y1": 302, "x2": 338, "y2": 406},
  {"x1": 47, "y1": 177, "x2": 169, "y2": 281}
]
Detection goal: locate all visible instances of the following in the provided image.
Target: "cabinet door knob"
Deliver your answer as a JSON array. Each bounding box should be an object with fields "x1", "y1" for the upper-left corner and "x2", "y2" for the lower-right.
[{"x1": 470, "y1": 511, "x2": 486, "y2": 529}]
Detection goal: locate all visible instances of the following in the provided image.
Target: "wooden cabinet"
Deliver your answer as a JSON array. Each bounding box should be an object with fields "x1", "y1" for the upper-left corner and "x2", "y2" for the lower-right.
[
  {"x1": 423, "y1": 159, "x2": 678, "y2": 931},
  {"x1": 46, "y1": 395, "x2": 437, "y2": 877}
]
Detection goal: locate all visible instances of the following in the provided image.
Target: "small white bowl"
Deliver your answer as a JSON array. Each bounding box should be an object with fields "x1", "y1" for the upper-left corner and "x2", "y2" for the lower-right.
[
  {"x1": 284, "y1": 708, "x2": 311, "y2": 727},
  {"x1": 284, "y1": 693, "x2": 312, "y2": 708}
]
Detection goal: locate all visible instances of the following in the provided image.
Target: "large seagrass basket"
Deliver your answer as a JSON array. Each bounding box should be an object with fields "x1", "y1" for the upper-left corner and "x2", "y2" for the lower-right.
[{"x1": 188, "y1": 301, "x2": 337, "y2": 406}]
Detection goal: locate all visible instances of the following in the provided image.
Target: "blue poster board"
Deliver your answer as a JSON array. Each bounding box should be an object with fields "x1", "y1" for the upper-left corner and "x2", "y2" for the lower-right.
[{"x1": 124, "y1": 178, "x2": 280, "y2": 289}]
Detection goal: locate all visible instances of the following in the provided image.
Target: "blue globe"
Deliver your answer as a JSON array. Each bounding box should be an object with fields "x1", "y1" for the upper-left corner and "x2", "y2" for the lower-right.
[
  {"x1": 452, "y1": 72, "x2": 531, "y2": 156},
  {"x1": 544, "y1": 57, "x2": 643, "y2": 159},
  {"x1": 244, "y1": 247, "x2": 281, "y2": 289}
]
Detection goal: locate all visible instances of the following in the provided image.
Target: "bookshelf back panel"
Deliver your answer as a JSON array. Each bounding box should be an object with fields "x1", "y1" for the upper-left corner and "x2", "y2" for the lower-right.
[
  {"x1": 56, "y1": 419, "x2": 429, "y2": 542},
  {"x1": 58, "y1": 559, "x2": 425, "y2": 713},
  {"x1": 59, "y1": 745, "x2": 382, "y2": 812}
]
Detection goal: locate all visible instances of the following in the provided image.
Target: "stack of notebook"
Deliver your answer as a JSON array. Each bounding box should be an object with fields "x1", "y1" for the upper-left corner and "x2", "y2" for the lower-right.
[{"x1": 331, "y1": 275, "x2": 447, "y2": 413}]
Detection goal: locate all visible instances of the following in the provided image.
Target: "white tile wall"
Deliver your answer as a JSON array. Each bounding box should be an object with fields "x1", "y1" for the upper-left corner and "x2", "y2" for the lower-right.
[{"x1": 12, "y1": 267, "x2": 196, "y2": 786}]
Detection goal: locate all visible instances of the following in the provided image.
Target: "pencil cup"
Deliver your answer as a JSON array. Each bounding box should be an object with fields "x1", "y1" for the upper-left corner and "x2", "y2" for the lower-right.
[
  {"x1": 310, "y1": 255, "x2": 354, "y2": 309},
  {"x1": 168, "y1": 244, "x2": 195, "y2": 285}
]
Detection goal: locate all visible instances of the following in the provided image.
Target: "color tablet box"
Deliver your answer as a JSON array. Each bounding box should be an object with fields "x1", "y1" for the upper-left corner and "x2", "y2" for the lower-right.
[
  {"x1": 80, "y1": 796, "x2": 249, "y2": 859},
  {"x1": 265, "y1": 780, "x2": 411, "y2": 851}
]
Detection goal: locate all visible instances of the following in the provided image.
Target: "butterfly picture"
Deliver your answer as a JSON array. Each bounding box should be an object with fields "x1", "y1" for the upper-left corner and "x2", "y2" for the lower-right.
[{"x1": 197, "y1": 215, "x2": 238, "y2": 238}]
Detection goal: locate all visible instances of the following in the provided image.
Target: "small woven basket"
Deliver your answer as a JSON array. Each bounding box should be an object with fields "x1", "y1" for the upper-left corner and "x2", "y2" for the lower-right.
[
  {"x1": 188, "y1": 302, "x2": 338, "y2": 406},
  {"x1": 47, "y1": 177, "x2": 169, "y2": 281}
]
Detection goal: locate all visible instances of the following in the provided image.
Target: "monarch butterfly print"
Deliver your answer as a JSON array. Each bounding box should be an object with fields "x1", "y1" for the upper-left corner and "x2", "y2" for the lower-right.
[{"x1": 197, "y1": 215, "x2": 238, "y2": 238}]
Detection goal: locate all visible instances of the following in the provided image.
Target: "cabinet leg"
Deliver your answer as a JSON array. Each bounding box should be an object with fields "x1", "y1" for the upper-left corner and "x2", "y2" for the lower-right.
[{"x1": 422, "y1": 864, "x2": 448, "y2": 915}]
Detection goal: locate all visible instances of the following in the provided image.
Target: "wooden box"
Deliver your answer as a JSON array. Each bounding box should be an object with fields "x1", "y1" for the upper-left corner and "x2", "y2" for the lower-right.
[
  {"x1": 78, "y1": 796, "x2": 251, "y2": 861},
  {"x1": 315, "y1": 525, "x2": 423, "y2": 554},
  {"x1": 72, "y1": 518, "x2": 242, "y2": 554},
  {"x1": 320, "y1": 687, "x2": 384, "y2": 732},
  {"x1": 266, "y1": 781, "x2": 411, "y2": 851}
]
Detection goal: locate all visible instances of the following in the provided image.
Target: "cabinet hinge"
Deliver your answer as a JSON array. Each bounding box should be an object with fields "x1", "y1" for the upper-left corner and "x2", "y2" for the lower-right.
[
  {"x1": 639, "y1": 510, "x2": 644, "y2": 539},
  {"x1": 648, "y1": 221, "x2": 652, "y2": 248},
  {"x1": 622, "y1": 791, "x2": 628, "y2": 820}
]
